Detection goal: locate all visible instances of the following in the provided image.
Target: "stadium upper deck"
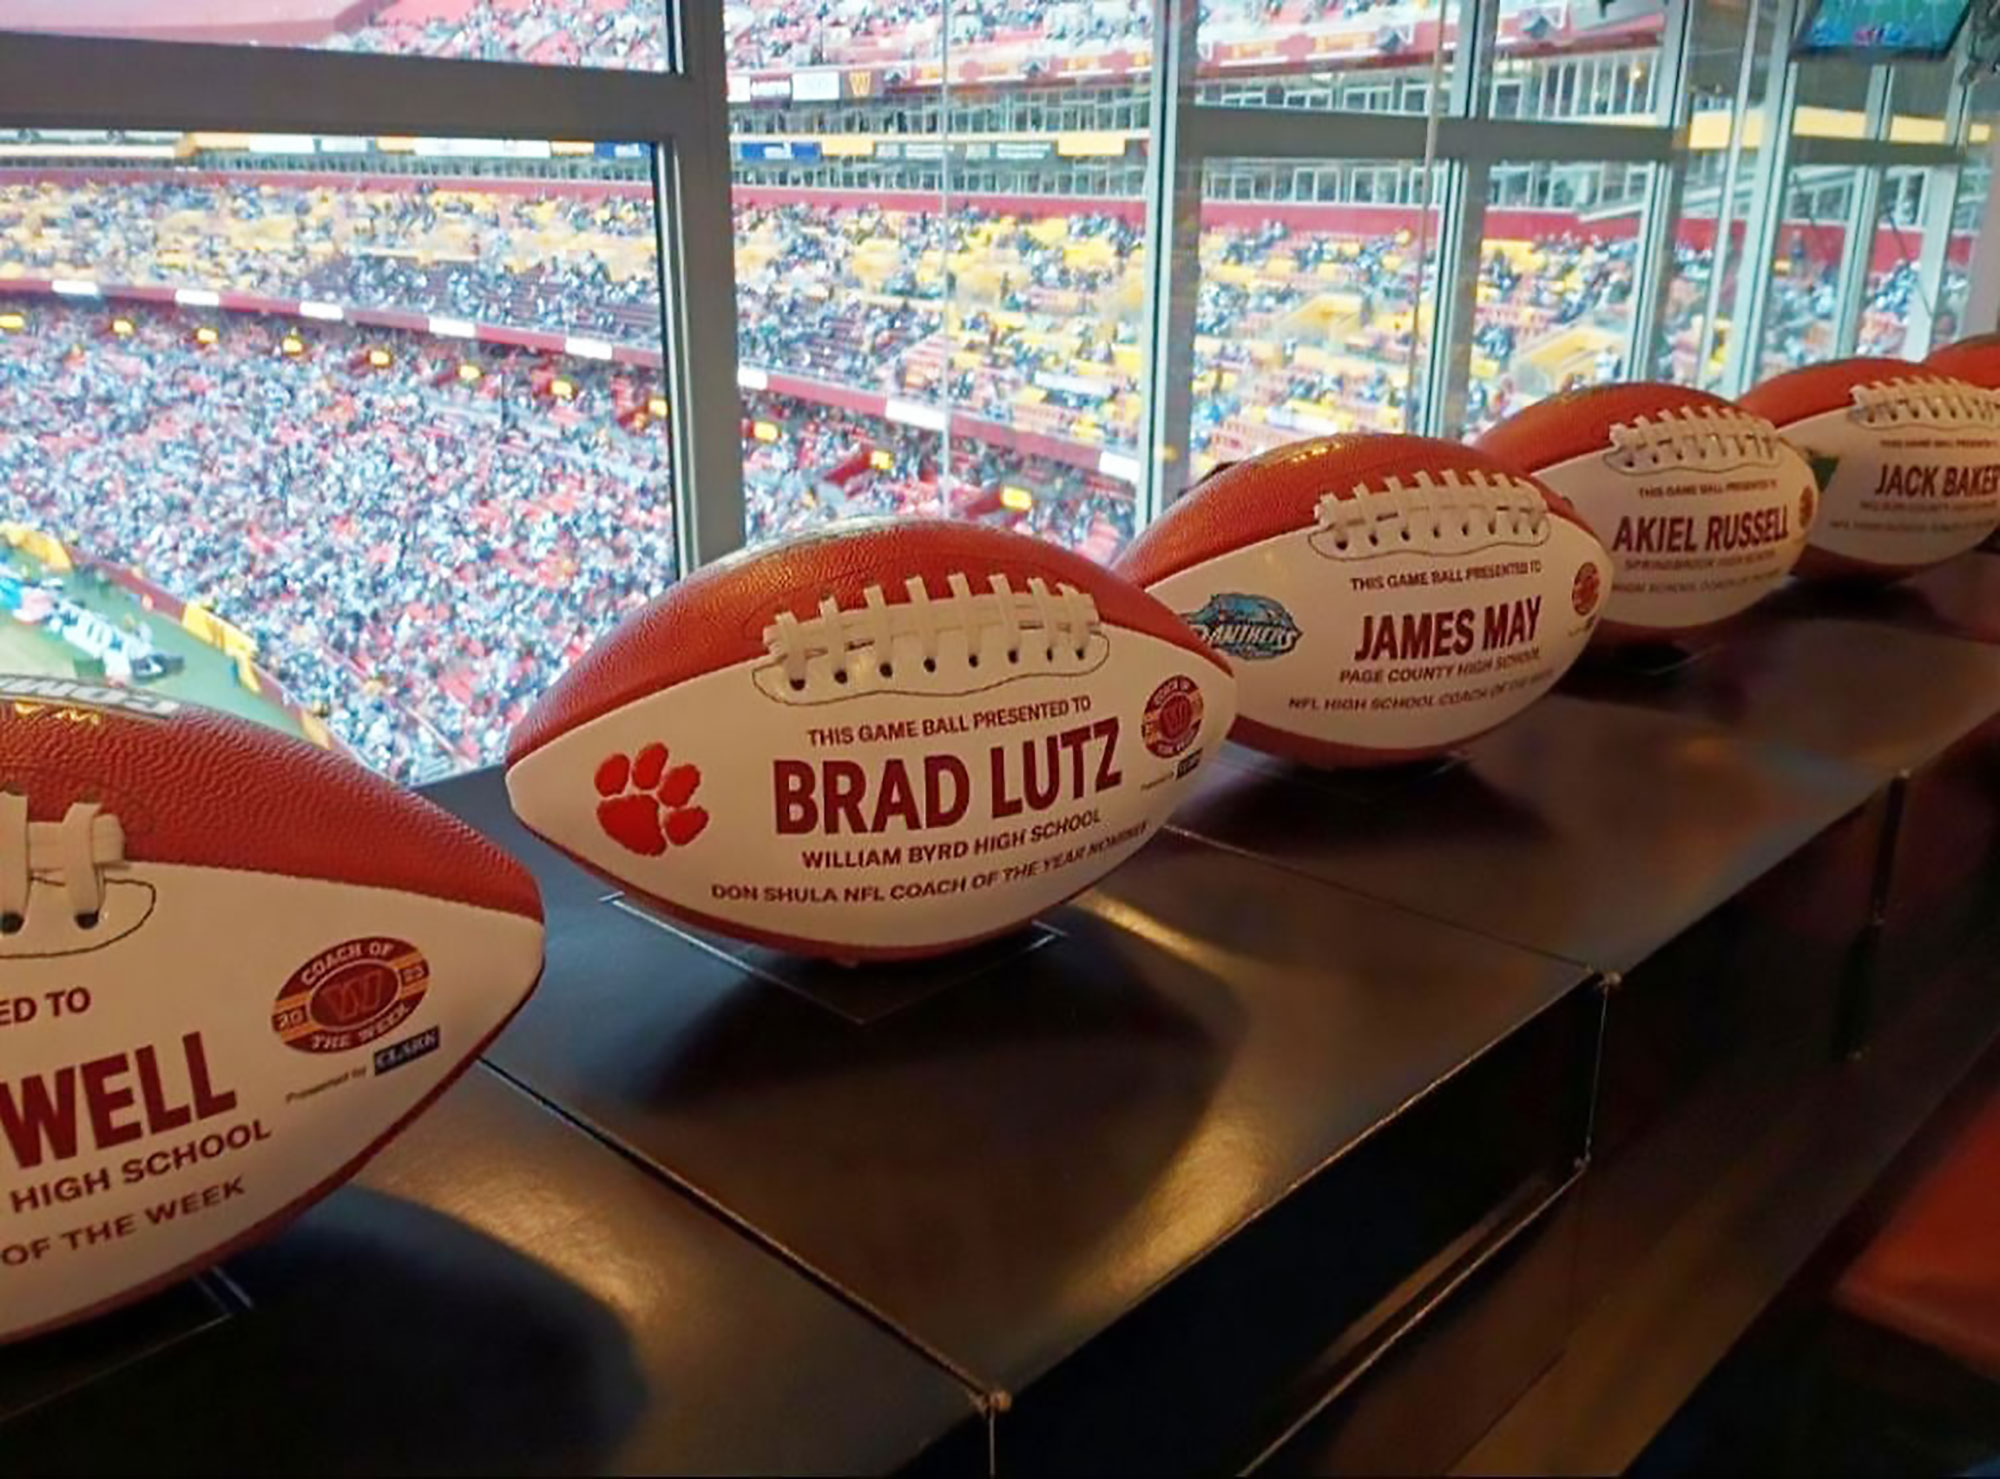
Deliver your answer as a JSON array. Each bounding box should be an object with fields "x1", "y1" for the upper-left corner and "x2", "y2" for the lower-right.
[
  {"x1": 0, "y1": 151, "x2": 1968, "y2": 465},
  {"x1": 0, "y1": 0, "x2": 1657, "y2": 79},
  {"x1": 0, "y1": 1, "x2": 1981, "y2": 779}
]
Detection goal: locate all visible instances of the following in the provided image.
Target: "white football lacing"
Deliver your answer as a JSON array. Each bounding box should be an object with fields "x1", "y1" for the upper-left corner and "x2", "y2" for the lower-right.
[
  {"x1": 1605, "y1": 408, "x2": 1786, "y2": 472},
  {"x1": 0, "y1": 793, "x2": 127, "y2": 935},
  {"x1": 763, "y1": 573, "x2": 1102, "y2": 697},
  {"x1": 1850, "y1": 379, "x2": 2000, "y2": 428},
  {"x1": 1312, "y1": 468, "x2": 1550, "y2": 556}
]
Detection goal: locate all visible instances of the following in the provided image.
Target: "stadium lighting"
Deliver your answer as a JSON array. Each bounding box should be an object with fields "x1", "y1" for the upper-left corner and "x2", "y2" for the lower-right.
[
  {"x1": 366, "y1": 348, "x2": 393, "y2": 369},
  {"x1": 458, "y1": 362, "x2": 483, "y2": 383},
  {"x1": 194, "y1": 326, "x2": 219, "y2": 347},
  {"x1": 110, "y1": 318, "x2": 135, "y2": 338},
  {"x1": 0, "y1": 313, "x2": 25, "y2": 333},
  {"x1": 1001, "y1": 485, "x2": 1035, "y2": 513}
]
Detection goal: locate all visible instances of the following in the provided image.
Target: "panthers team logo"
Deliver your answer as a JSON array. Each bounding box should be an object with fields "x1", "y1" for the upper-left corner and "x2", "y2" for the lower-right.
[{"x1": 1180, "y1": 593, "x2": 1301, "y2": 660}]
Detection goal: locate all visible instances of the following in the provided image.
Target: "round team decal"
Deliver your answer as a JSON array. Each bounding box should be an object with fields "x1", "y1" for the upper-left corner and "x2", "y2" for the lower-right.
[
  {"x1": 273, "y1": 937, "x2": 431, "y2": 1054},
  {"x1": 1143, "y1": 676, "x2": 1203, "y2": 759},
  {"x1": 1572, "y1": 562, "x2": 1602, "y2": 619},
  {"x1": 1178, "y1": 593, "x2": 1301, "y2": 660}
]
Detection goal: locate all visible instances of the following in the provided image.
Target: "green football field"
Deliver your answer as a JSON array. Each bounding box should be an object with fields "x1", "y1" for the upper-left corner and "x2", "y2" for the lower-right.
[{"x1": 0, "y1": 545, "x2": 314, "y2": 739}]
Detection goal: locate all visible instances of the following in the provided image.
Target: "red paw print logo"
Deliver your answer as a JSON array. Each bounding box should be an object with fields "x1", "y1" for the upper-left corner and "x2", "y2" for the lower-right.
[{"x1": 595, "y1": 744, "x2": 710, "y2": 856}]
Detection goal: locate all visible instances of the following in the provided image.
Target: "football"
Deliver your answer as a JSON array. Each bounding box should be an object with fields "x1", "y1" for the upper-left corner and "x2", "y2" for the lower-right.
[
  {"x1": 1115, "y1": 434, "x2": 1610, "y2": 768},
  {"x1": 1739, "y1": 356, "x2": 2000, "y2": 579},
  {"x1": 505, "y1": 518, "x2": 1236, "y2": 961},
  {"x1": 1927, "y1": 333, "x2": 2000, "y2": 392},
  {"x1": 1474, "y1": 383, "x2": 1816, "y2": 642},
  {"x1": 0, "y1": 677, "x2": 545, "y2": 1345}
]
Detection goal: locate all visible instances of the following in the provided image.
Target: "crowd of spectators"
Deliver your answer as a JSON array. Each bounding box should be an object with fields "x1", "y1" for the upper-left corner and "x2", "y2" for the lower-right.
[
  {"x1": 0, "y1": 299, "x2": 1131, "y2": 776},
  {"x1": 1859, "y1": 259, "x2": 1922, "y2": 357},
  {"x1": 1656, "y1": 225, "x2": 1933, "y2": 386},
  {"x1": 721, "y1": 0, "x2": 1158, "y2": 72},
  {"x1": 8, "y1": 172, "x2": 1933, "y2": 478},
  {"x1": 289, "y1": 0, "x2": 1433, "y2": 74},
  {"x1": 0, "y1": 169, "x2": 1944, "y2": 775},
  {"x1": 1852, "y1": 250, "x2": 1963, "y2": 360},
  {"x1": 0, "y1": 177, "x2": 661, "y2": 343},
  {"x1": 1737, "y1": 230, "x2": 1855, "y2": 380},
  {"x1": 327, "y1": 0, "x2": 669, "y2": 70},
  {"x1": 1463, "y1": 232, "x2": 1636, "y2": 432},
  {"x1": 741, "y1": 395, "x2": 1135, "y2": 551},
  {"x1": 1192, "y1": 221, "x2": 1430, "y2": 459},
  {"x1": 734, "y1": 199, "x2": 1148, "y2": 438},
  {"x1": 0, "y1": 307, "x2": 676, "y2": 780}
]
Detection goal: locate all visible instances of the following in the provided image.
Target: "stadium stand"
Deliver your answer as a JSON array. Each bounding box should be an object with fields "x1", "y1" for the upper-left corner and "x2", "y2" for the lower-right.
[
  {"x1": 328, "y1": 0, "x2": 667, "y2": 68},
  {"x1": 0, "y1": 290, "x2": 1132, "y2": 776},
  {"x1": 0, "y1": 174, "x2": 660, "y2": 342},
  {"x1": 741, "y1": 392, "x2": 1132, "y2": 550},
  {"x1": 0, "y1": 152, "x2": 1960, "y2": 777},
  {"x1": 721, "y1": 0, "x2": 1156, "y2": 71},
  {"x1": 6, "y1": 170, "x2": 1951, "y2": 458},
  {"x1": 0, "y1": 0, "x2": 1440, "y2": 71},
  {"x1": 0, "y1": 306, "x2": 675, "y2": 780}
]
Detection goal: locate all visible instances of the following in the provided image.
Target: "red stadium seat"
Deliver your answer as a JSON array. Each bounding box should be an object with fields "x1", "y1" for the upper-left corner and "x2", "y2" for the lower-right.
[{"x1": 1834, "y1": 1089, "x2": 2000, "y2": 1377}]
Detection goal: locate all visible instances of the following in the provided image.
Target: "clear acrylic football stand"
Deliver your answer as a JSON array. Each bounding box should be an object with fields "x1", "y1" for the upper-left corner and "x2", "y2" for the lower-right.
[{"x1": 9, "y1": 556, "x2": 2000, "y2": 1476}]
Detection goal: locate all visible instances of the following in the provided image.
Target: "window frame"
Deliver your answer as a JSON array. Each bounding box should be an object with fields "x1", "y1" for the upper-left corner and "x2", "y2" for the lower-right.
[
  {"x1": 1, "y1": 25, "x2": 746, "y2": 569},
  {"x1": 3, "y1": 0, "x2": 1991, "y2": 564}
]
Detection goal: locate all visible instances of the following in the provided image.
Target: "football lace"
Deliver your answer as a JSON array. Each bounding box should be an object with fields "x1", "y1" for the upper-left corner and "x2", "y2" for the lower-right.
[
  {"x1": 1605, "y1": 407, "x2": 1785, "y2": 470},
  {"x1": 1851, "y1": 378, "x2": 2000, "y2": 427},
  {"x1": 1314, "y1": 468, "x2": 1549, "y2": 553},
  {"x1": 0, "y1": 793, "x2": 127, "y2": 936},
  {"x1": 765, "y1": 573, "x2": 1101, "y2": 693}
]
